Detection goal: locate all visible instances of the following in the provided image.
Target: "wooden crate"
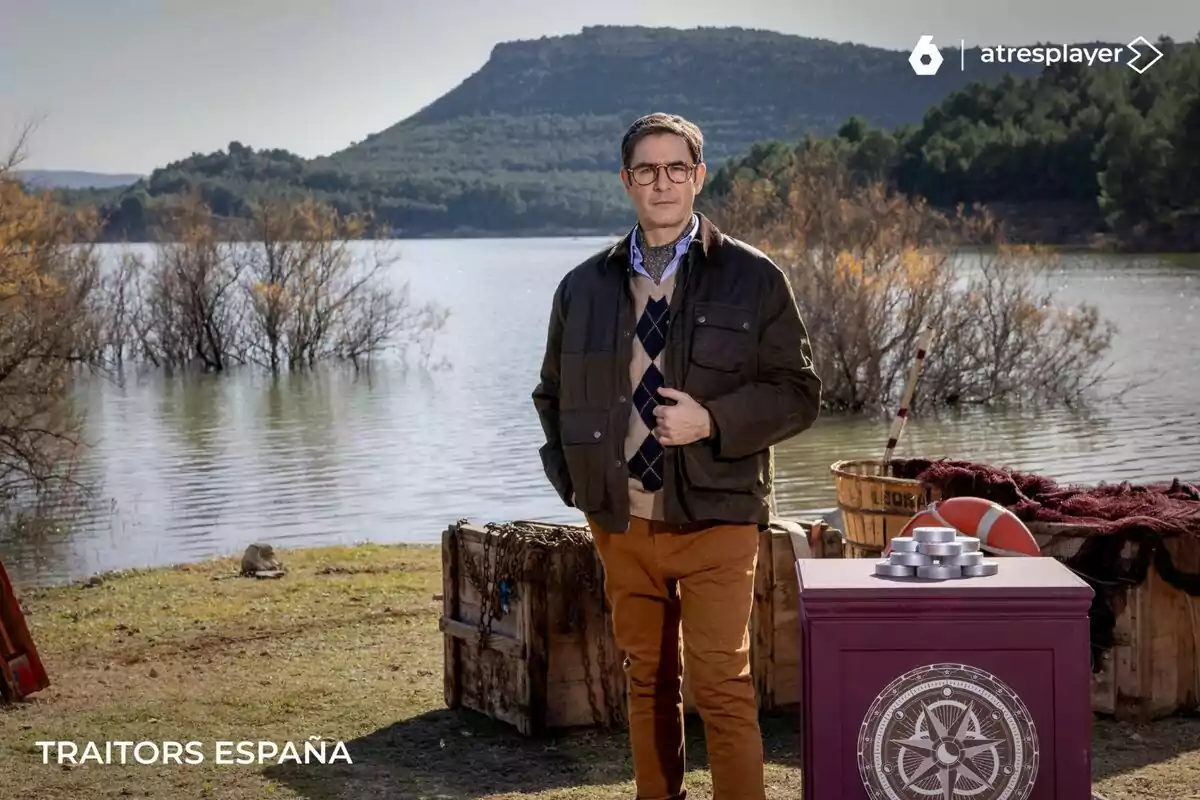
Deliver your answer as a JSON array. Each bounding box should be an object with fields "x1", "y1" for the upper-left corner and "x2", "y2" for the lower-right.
[
  {"x1": 442, "y1": 516, "x2": 844, "y2": 734},
  {"x1": 749, "y1": 517, "x2": 842, "y2": 711},
  {"x1": 441, "y1": 520, "x2": 626, "y2": 734},
  {"x1": 1034, "y1": 523, "x2": 1200, "y2": 721}
]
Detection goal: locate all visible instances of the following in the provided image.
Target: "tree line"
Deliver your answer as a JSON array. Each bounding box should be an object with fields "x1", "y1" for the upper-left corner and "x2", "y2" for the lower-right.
[
  {"x1": 705, "y1": 35, "x2": 1200, "y2": 250},
  {"x1": 44, "y1": 34, "x2": 1197, "y2": 249}
]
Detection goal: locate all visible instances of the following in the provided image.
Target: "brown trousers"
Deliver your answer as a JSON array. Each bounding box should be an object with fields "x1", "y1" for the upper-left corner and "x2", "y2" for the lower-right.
[{"x1": 589, "y1": 515, "x2": 765, "y2": 800}]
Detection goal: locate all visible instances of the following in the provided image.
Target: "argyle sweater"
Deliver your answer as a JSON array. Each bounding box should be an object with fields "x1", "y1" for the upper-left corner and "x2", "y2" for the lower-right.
[{"x1": 624, "y1": 270, "x2": 678, "y2": 520}]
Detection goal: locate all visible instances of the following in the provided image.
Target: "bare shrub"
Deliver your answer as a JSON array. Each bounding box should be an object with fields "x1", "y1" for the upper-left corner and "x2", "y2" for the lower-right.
[
  {"x1": 103, "y1": 195, "x2": 448, "y2": 375},
  {"x1": 0, "y1": 134, "x2": 108, "y2": 519},
  {"x1": 239, "y1": 198, "x2": 447, "y2": 372},
  {"x1": 120, "y1": 193, "x2": 249, "y2": 372},
  {"x1": 707, "y1": 144, "x2": 1115, "y2": 412}
]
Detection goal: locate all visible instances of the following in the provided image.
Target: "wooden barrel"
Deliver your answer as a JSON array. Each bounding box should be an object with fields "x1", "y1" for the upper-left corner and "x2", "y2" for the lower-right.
[{"x1": 829, "y1": 458, "x2": 940, "y2": 558}]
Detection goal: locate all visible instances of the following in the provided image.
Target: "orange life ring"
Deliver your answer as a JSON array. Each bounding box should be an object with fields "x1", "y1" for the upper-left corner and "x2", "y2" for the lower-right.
[{"x1": 886, "y1": 496, "x2": 1042, "y2": 557}]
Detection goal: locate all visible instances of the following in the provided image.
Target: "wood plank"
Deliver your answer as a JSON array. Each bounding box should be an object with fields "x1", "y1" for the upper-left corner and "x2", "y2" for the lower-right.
[
  {"x1": 459, "y1": 643, "x2": 530, "y2": 733},
  {"x1": 546, "y1": 678, "x2": 625, "y2": 730},
  {"x1": 442, "y1": 525, "x2": 462, "y2": 710},
  {"x1": 771, "y1": 527, "x2": 800, "y2": 710},
  {"x1": 453, "y1": 538, "x2": 524, "y2": 639},
  {"x1": 1115, "y1": 570, "x2": 1144, "y2": 720},
  {"x1": 753, "y1": 527, "x2": 774, "y2": 707},
  {"x1": 439, "y1": 617, "x2": 524, "y2": 657},
  {"x1": 1176, "y1": 537, "x2": 1200, "y2": 713},
  {"x1": 771, "y1": 660, "x2": 802, "y2": 708},
  {"x1": 524, "y1": 549, "x2": 550, "y2": 736}
]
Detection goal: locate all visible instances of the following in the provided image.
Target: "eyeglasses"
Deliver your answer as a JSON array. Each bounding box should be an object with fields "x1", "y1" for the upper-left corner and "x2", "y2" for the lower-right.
[{"x1": 626, "y1": 162, "x2": 697, "y2": 186}]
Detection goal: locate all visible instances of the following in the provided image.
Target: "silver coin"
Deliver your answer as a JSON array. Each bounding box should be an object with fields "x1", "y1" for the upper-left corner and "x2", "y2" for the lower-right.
[
  {"x1": 921, "y1": 541, "x2": 963, "y2": 557},
  {"x1": 918, "y1": 563, "x2": 962, "y2": 579},
  {"x1": 889, "y1": 552, "x2": 933, "y2": 567},
  {"x1": 962, "y1": 560, "x2": 1000, "y2": 577},
  {"x1": 888, "y1": 536, "x2": 920, "y2": 553},
  {"x1": 875, "y1": 561, "x2": 915, "y2": 577},
  {"x1": 955, "y1": 536, "x2": 981, "y2": 552},
  {"x1": 942, "y1": 551, "x2": 984, "y2": 567},
  {"x1": 912, "y1": 526, "x2": 957, "y2": 543}
]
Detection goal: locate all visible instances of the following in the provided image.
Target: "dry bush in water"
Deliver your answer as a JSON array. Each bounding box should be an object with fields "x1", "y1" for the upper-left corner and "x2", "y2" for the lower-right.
[
  {"x1": 707, "y1": 148, "x2": 1116, "y2": 413},
  {"x1": 1, "y1": 137, "x2": 446, "y2": 524},
  {"x1": 99, "y1": 194, "x2": 448, "y2": 374},
  {"x1": 0, "y1": 139, "x2": 109, "y2": 519}
]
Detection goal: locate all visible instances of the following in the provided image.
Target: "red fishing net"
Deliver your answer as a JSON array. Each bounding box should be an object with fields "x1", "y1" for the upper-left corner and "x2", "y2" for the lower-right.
[{"x1": 890, "y1": 458, "x2": 1200, "y2": 671}]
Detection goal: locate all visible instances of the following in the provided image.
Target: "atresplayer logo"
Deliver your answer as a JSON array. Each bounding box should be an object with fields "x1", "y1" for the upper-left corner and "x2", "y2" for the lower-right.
[
  {"x1": 909, "y1": 33, "x2": 1164, "y2": 76},
  {"x1": 1126, "y1": 35, "x2": 1165, "y2": 73},
  {"x1": 909, "y1": 35, "x2": 944, "y2": 75}
]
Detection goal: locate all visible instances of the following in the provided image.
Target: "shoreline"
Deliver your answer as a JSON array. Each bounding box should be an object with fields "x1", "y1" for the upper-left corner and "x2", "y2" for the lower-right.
[{"x1": 88, "y1": 228, "x2": 1199, "y2": 254}]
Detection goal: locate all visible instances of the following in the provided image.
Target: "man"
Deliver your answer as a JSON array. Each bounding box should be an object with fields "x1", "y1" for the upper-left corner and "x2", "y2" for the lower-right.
[{"x1": 531, "y1": 113, "x2": 821, "y2": 800}]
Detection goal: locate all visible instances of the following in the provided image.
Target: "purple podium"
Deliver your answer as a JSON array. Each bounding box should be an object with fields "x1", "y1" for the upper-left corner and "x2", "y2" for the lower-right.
[{"x1": 797, "y1": 557, "x2": 1094, "y2": 800}]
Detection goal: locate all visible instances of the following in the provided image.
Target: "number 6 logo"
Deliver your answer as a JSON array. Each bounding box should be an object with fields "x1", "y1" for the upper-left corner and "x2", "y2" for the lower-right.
[{"x1": 909, "y1": 35, "x2": 944, "y2": 76}]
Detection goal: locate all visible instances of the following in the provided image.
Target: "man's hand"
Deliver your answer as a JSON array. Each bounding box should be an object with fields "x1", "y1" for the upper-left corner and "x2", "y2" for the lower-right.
[{"x1": 653, "y1": 387, "x2": 712, "y2": 446}]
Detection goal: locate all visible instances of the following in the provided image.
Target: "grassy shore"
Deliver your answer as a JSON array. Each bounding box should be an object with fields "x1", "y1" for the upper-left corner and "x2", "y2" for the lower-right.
[{"x1": 1, "y1": 543, "x2": 1198, "y2": 799}]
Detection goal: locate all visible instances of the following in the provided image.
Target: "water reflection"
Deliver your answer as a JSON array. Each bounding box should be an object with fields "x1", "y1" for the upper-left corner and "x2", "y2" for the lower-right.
[{"x1": 1, "y1": 241, "x2": 1197, "y2": 588}]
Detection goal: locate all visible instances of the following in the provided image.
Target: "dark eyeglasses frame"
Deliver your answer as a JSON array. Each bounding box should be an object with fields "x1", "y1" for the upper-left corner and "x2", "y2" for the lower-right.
[{"x1": 626, "y1": 162, "x2": 698, "y2": 186}]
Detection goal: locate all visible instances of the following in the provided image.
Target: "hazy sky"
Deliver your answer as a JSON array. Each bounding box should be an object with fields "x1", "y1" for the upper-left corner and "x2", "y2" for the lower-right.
[{"x1": 1, "y1": 0, "x2": 1194, "y2": 173}]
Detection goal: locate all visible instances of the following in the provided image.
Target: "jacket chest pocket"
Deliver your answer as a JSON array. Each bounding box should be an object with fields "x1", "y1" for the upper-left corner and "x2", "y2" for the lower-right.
[{"x1": 689, "y1": 302, "x2": 754, "y2": 373}]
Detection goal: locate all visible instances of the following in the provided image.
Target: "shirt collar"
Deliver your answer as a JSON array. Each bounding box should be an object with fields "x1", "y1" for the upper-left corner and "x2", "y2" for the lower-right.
[{"x1": 629, "y1": 213, "x2": 699, "y2": 272}]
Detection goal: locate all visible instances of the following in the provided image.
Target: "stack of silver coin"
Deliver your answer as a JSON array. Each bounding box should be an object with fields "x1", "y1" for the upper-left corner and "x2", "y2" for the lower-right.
[{"x1": 875, "y1": 526, "x2": 999, "y2": 579}]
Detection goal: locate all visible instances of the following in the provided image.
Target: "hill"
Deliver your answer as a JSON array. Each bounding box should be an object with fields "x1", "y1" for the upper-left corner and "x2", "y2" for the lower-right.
[
  {"x1": 55, "y1": 25, "x2": 1045, "y2": 240},
  {"x1": 18, "y1": 170, "x2": 143, "y2": 190},
  {"x1": 705, "y1": 34, "x2": 1200, "y2": 250},
  {"x1": 319, "y1": 26, "x2": 1041, "y2": 178}
]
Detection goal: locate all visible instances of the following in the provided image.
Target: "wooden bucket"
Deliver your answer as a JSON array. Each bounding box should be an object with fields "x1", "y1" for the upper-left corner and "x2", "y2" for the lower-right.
[{"x1": 829, "y1": 458, "x2": 940, "y2": 558}]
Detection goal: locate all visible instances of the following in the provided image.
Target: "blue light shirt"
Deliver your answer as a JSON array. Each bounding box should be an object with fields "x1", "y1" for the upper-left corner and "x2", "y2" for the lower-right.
[{"x1": 629, "y1": 214, "x2": 699, "y2": 283}]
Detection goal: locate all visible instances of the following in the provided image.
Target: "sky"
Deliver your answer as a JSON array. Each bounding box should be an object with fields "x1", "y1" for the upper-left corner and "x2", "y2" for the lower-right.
[{"x1": 0, "y1": 0, "x2": 1194, "y2": 173}]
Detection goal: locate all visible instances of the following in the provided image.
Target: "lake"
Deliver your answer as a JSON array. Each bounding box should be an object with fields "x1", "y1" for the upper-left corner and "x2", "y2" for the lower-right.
[{"x1": 1, "y1": 239, "x2": 1197, "y2": 588}]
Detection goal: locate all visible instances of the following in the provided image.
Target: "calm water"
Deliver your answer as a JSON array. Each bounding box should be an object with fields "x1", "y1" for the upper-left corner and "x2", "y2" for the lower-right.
[{"x1": 2, "y1": 240, "x2": 1197, "y2": 587}]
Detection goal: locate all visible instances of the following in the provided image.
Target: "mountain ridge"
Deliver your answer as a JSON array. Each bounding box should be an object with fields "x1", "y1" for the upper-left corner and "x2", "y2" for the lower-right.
[
  {"x1": 321, "y1": 25, "x2": 1046, "y2": 178},
  {"x1": 48, "y1": 24, "x2": 1179, "y2": 241},
  {"x1": 17, "y1": 169, "x2": 144, "y2": 190}
]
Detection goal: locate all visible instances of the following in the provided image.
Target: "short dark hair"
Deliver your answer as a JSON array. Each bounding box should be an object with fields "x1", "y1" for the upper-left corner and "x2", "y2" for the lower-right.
[{"x1": 620, "y1": 113, "x2": 704, "y2": 169}]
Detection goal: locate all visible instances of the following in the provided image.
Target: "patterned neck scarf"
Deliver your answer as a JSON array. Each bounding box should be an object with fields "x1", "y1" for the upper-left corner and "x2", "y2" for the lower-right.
[{"x1": 635, "y1": 223, "x2": 691, "y2": 283}]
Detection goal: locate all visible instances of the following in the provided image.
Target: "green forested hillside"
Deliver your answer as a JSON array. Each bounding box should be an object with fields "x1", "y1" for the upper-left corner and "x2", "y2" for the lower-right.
[
  {"x1": 706, "y1": 35, "x2": 1200, "y2": 249},
  {"x1": 46, "y1": 27, "x2": 1197, "y2": 248},
  {"x1": 53, "y1": 26, "x2": 1042, "y2": 240}
]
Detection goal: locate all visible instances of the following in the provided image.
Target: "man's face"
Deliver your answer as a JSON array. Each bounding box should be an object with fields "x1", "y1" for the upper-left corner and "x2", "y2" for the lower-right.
[{"x1": 621, "y1": 133, "x2": 706, "y2": 233}]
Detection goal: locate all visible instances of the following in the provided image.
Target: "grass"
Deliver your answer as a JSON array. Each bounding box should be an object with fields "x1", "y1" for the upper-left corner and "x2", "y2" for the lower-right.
[{"x1": 0, "y1": 543, "x2": 1197, "y2": 799}]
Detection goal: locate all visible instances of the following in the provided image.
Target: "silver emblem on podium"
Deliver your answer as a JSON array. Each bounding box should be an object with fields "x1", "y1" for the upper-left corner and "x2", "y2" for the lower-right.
[{"x1": 857, "y1": 662, "x2": 1040, "y2": 800}]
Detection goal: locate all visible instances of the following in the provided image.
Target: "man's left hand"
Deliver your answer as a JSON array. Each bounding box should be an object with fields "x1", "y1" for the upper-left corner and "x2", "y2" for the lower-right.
[{"x1": 653, "y1": 387, "x2": 712, "y2": 446}]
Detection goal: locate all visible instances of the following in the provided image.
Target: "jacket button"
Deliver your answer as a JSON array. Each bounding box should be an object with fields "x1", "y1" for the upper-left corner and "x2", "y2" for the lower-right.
[
  {"x1": 593, "y1": 431, "x2": 601, "y2": 439},
  {"x1": 615, "y1": 459, "x2": 623, "y2": 467},
  {"x1": 618, "y1": 395, "x2": 627, "y2": 403},
  {"x1": 742, "y1": 321, "x2": 750, "y2": 329},
  {"x1": 697, "y1": 315, "x2": 706, "y2": 324}
]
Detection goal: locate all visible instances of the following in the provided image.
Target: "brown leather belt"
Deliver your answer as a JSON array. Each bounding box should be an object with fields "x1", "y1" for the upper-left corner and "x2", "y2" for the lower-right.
[{"x1": 639, "y1": 518, "x2": 716, "y2": 535}]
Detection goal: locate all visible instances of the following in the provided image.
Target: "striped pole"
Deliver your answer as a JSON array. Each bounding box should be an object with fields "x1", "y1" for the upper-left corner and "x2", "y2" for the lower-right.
[{"x1": 882, "y1": 326, "x2": 936, "y2": 466}]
